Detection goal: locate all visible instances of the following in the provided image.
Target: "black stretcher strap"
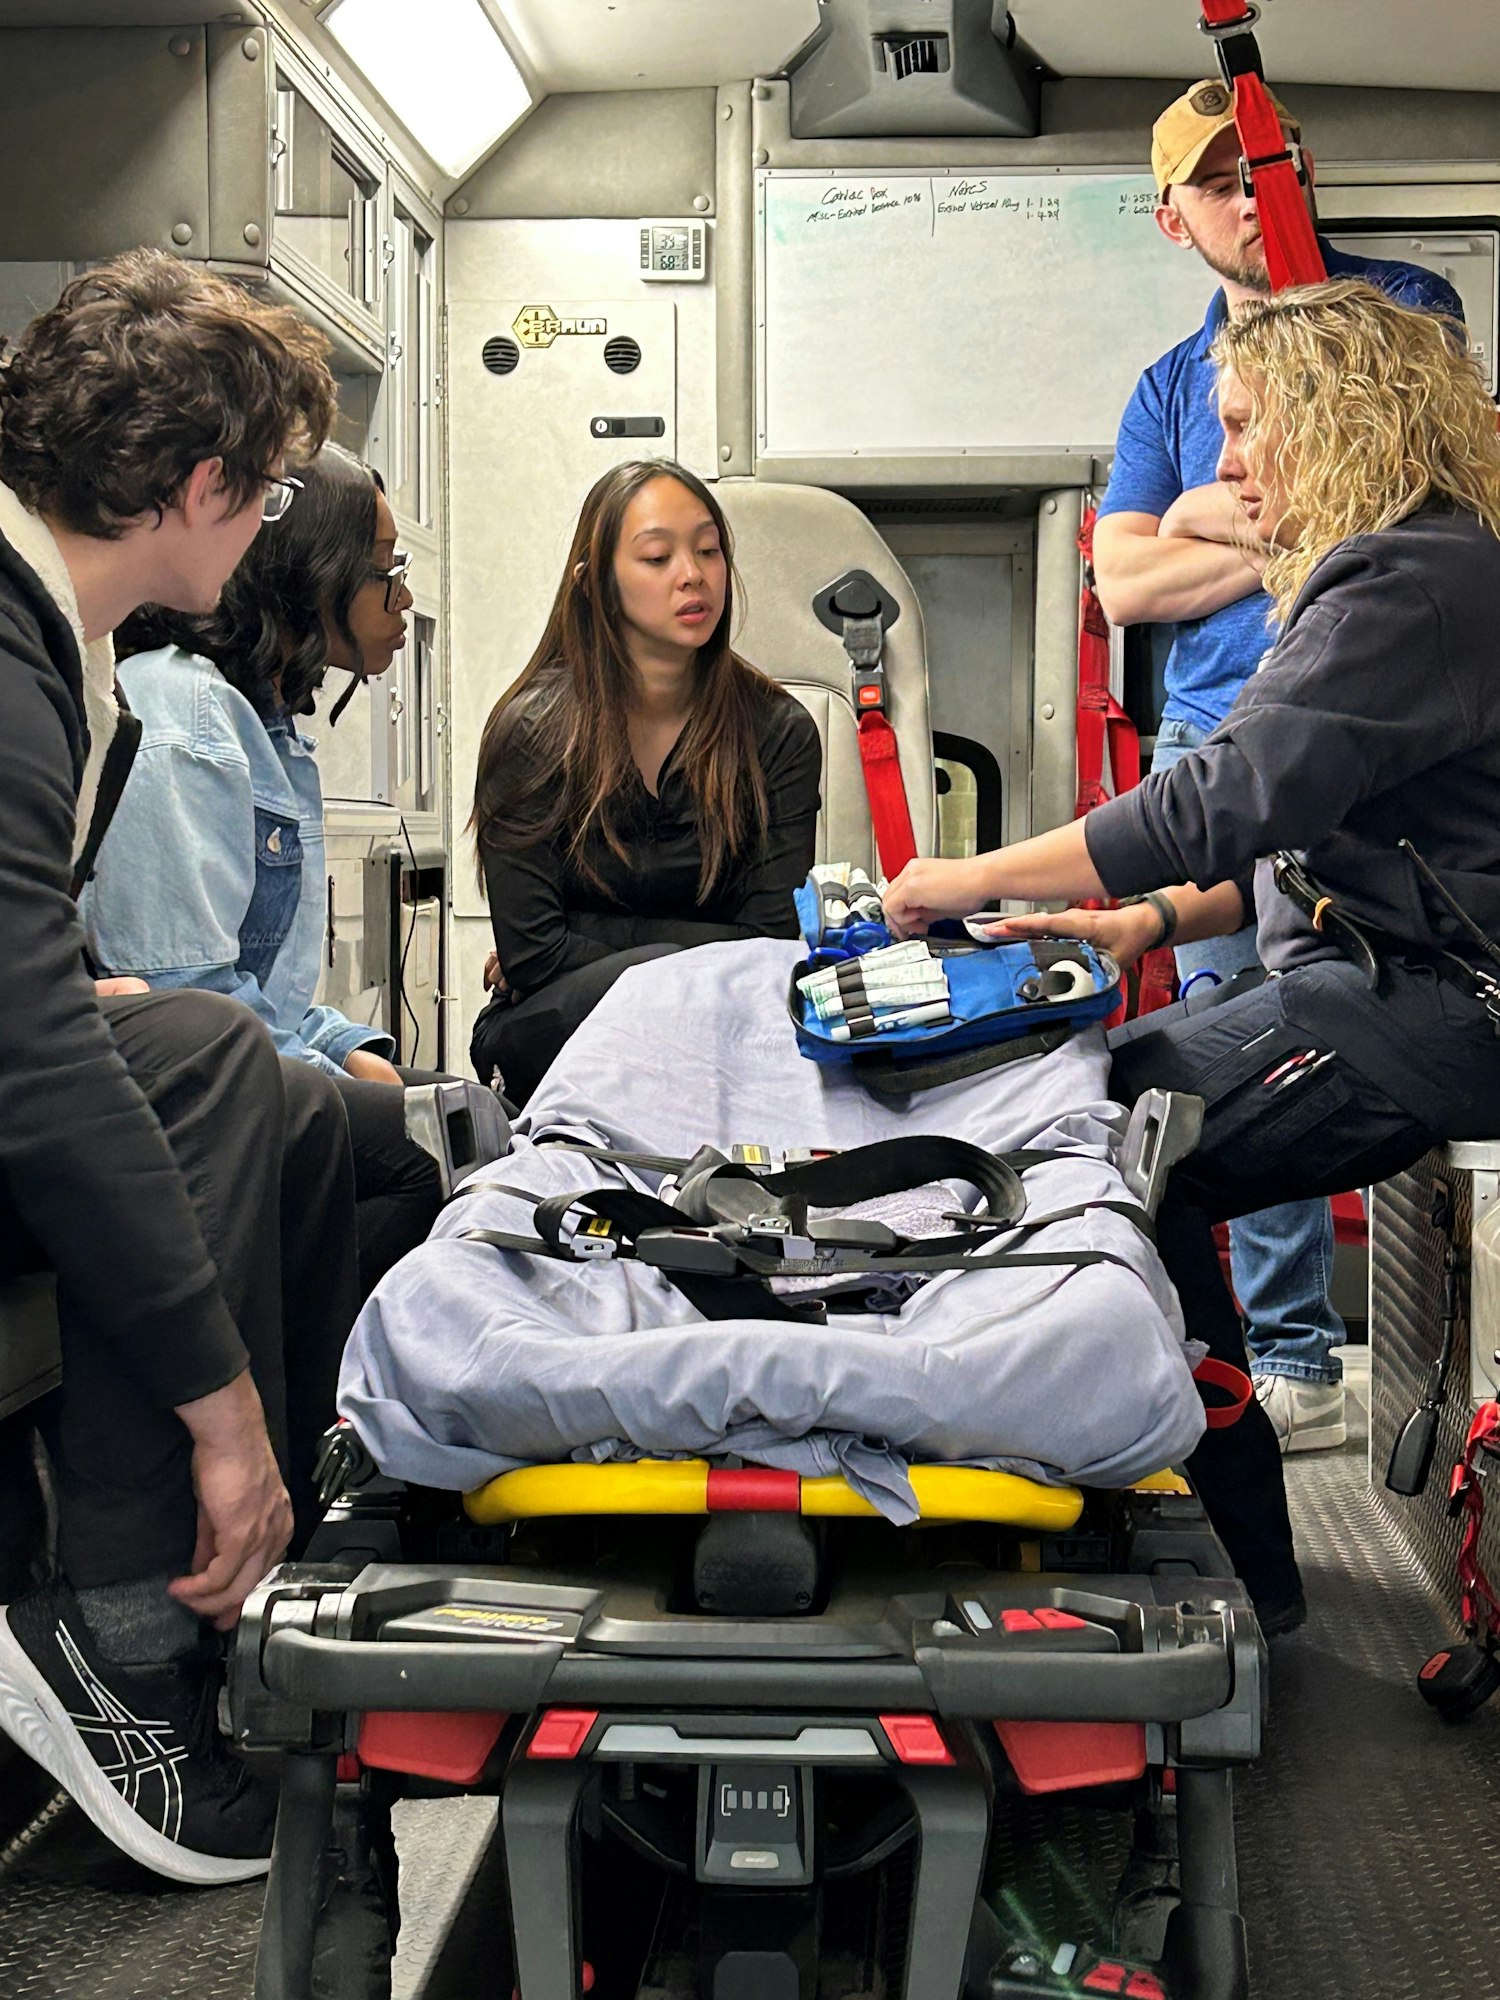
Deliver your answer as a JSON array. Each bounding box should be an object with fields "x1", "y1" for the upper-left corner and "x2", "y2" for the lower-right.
[
  {"x1": 747, "y1": 1134, "x2": 1026, "y2": 1220},
  {"x1": 855, "y1": 1024, "x2": 1074, "y2": 1096},
  {"x1": 458, "y1": 1217, "x2": 825, "y2": 1324}
]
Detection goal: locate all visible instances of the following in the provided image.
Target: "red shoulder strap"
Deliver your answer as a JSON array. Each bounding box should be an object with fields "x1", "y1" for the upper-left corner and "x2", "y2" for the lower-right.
[
  {"x1": 857, "y1": 710, "x2": 918, "y2": 878},
  {"x1": 1198, "y1": 2, "x2": 1326, "y2": 290}
]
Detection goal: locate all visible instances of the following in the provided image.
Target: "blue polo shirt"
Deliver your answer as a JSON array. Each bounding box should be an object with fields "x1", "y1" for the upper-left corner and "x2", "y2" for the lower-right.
[{"x1": 1098, "y1": 240, "x2": 1466, "y2": 732}]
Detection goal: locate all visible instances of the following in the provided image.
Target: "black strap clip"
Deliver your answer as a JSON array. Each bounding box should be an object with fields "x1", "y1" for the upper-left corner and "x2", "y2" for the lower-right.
[
  {"x1": 1199, "y1": 3, "x2": 1265, "y2": 84},
  {"x1": 1238, "y1": 138, "x2": 1308, "y2": 201}
]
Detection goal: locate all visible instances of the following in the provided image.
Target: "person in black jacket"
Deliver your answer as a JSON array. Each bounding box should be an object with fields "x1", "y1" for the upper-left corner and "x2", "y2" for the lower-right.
[
  {"x1": 0, "y1": 251, "x2": 357, "y2": 1882},
  {"x1": 470, "y1": 459, "x2": 822, "y2": 1102},
  {"x1": 884, "y1": 279, "x2": 1500, "y2": 1635}
]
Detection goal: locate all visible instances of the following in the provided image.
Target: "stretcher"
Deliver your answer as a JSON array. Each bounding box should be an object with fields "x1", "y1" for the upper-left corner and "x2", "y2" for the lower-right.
[
  {"x1": 232, "y1": 1057, "x2": 1261, "y2": 2000},
  {"x1": 233, "y1": 1429, "x2": 1260, "y2": 2000}
]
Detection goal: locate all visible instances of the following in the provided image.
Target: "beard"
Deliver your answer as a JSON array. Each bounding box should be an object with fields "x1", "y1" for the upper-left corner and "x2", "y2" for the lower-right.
[{"x1": 1179, "y1": 216, "x2": 1271, "y2": 294}]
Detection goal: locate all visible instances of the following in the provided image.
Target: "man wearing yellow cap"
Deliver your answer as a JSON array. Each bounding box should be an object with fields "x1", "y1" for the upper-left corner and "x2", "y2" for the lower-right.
[{"x1": 1092, "y1": 82, "x2": 1464, "y2": 1454}]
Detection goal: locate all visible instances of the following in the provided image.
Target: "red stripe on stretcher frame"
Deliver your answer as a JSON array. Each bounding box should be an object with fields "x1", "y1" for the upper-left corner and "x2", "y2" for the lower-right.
[{"x1": 706, "y1": 1467, "x2": 802, "y2": 1512}]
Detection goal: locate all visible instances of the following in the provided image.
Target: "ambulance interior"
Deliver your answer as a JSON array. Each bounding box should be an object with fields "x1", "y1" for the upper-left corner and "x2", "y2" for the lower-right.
[{"x1": 1, "y1": 2, "x2": 1499, "y2": 1995}]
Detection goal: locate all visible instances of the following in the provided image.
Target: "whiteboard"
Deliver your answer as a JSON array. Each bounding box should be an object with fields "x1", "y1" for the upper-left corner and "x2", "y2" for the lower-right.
[{"x1": 757, "y1": 170, "x2": 1220, "y2": 457}]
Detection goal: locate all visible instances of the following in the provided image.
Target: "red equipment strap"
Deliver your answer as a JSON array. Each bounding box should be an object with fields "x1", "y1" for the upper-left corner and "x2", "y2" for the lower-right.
[
  {"x1": 1193, "y1": 1355, "x2": 1254, "y2": 1430},
  {"x1": 857, "y1": 710, "x2": 918, "y2": 878},
  {"x1": 1197, "y1": 1, "x2": 1326, "y2": 290},
  {"x1": 1075, "y1": 508, "x2": 1140, "y2": 818},
  {"x1": 1449, "y1": 1399, "x2": 1500, "y2": 1643},
  {"x1": 1075, "y1": 509, "x2": 1174, "y2": 1022}
]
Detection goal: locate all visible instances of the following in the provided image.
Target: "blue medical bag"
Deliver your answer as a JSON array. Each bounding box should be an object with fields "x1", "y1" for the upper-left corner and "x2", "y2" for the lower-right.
[{"x1": 788, "y1": 872, "x2": 1120, "y2": 1089}]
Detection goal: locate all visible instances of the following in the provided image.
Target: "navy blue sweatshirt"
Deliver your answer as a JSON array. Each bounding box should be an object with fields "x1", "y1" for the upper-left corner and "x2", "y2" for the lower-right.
[
  {"x1": 1085, "y1": 503, "x2": 1500, "y2": 1135},
  {"x1": 0, "y1": 524, "x2": 248, "y2": 1408}
]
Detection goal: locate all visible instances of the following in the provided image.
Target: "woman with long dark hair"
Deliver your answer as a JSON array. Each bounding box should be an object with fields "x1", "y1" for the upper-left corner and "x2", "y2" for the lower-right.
[
  {"x1": 84, "y1": 444, "x2": 441, "y2": 1292},
  {"x1": 470, "y1": 459, "x2": 822, "y2": 1101}
]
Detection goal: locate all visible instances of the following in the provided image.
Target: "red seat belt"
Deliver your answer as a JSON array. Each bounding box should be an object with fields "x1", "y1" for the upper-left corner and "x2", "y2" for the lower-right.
[
  {"x1": 1075, "y1": 510, "x2": 1174, "y2": 1019},
  {"x1": 1197, "y1": 0, "x2": 1326, "y2": 290},
  {"x1": 1075, "y1": 507, "x2": 1139, "y2": 818},
  {"x1": 857, "y1": 709, "x2": 918, "y2": 879}
]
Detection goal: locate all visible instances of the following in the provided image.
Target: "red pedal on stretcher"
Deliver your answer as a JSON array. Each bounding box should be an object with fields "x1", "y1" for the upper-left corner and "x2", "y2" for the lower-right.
[
  {"x1": 358, "y1": 1709, "x2": 509, "y2": 1784},
  {"x1": 993, "y1": 1719, "x2": 1148, "y2": 1795}
]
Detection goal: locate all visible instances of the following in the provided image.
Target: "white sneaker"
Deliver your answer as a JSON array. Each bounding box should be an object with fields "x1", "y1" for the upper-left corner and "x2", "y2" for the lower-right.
[{"x1": 1254, "y1": 1375, "x2": 1346, "y2": 1455}]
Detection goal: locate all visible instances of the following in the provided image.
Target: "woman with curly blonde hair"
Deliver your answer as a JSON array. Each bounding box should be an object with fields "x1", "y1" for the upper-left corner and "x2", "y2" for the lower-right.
[{"x1": 882, "y1": 278, "x2": 1500, "y2": 1634}]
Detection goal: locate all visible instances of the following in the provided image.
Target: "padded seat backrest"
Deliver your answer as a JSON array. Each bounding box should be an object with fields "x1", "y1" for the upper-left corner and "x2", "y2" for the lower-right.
[
  {"x1": 714, "y1": 481, "x2": 936, "y2": 877},
  {"x1": 0, "y1": 1274, "x2": 60, "y2": 1422}
]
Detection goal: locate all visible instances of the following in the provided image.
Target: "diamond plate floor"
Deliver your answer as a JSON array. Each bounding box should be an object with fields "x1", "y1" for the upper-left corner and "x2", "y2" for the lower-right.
[
  {"x1": 1235, "y1": 1351, "x2": 1500, "y2": 2000},
  {"x1": 2, "y1": 1362, "x2": 1497, "y2": 2000}
]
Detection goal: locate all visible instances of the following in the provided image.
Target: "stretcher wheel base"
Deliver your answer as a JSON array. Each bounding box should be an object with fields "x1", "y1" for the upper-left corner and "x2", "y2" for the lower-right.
[{"x1": 1416, "y1": 1641, "x2": 1500, "y2": 1721}]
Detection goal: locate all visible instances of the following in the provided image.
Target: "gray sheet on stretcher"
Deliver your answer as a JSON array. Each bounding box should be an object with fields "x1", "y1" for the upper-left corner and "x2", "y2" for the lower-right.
[{"x1": 338, "y1": 939, "x2": 1205, "y2": 1519}]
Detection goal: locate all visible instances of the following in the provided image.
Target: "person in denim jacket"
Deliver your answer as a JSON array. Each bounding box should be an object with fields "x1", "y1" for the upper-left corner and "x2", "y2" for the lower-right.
[{"x1": 85, "y1": 446, "x2": 440, "y2": 1291}]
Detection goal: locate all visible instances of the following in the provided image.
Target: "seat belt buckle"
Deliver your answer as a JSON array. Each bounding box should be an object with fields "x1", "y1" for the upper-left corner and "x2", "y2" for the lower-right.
[
  {"x1": 854, "y1": 660, "x2": 889, "y2": 719},
  {"x1": 1198, "y1": 1, "x2": 1261, "y2": 36},
  {"x1": 565, "y1": 1214, "x2": 623, "y2": 1260},
  {"x1": 1239, "y1": 138, "x2": 1308, "y2": 200},
  {"x1": 741, "y1": 1216, "x2": 817, "y2": 1260}
]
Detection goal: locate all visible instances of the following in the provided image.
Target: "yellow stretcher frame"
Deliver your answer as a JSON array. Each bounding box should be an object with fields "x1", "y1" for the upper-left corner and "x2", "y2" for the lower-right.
[{"x1": 464, "y1": 1459, "x2": 1089, "y2": 1531}]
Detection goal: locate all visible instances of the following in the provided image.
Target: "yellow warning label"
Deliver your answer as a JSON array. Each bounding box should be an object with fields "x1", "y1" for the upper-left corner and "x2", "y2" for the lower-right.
[
  {"x1": 512, "y1": 304, "x2": 609, "y2": 350},
  {"x1": 583, "y1": 1217, "x2": 614, "y2": 1238},
  {"x1": 431, "y1": 1605, "x2": 562, "y2": 1632}
]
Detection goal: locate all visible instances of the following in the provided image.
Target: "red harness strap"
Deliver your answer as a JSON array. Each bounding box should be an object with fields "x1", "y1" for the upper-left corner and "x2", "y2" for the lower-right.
[
  {"x1": 1075, "y1": 510, "x2": 1174, "y2": 1021},
  {"x1": 1198, "y1": 1, "x2": 1326, "y2": 290},
  {"x1": 1075, "y1": 508, "x2": 1139, "y2": 818},
  {"x1": 1193, "y1": 1355, "x2": 1255, "y2": 1429},
  {"x1": 857, "y1": 710, "x2": 918, "y2": 878},
  {"x1": 1449, "y1": 1399, "x2": 1500, "y2": 1643}
]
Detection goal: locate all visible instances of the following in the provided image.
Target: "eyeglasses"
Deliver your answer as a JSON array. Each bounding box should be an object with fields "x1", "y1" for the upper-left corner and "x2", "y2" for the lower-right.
[
  {"x1": 261, "y1": 475, "x2": 303, "y2": 524},
  {"x1": 367, "y1": 550, "x2": 413, "y2": 612}
]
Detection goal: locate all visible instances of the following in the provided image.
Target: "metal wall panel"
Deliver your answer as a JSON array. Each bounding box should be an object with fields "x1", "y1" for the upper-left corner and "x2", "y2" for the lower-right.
[
  {"x1": 0, "y1": 27, "x2": 210, "y2": 261},
  {"x1": 452, "y1": 89, "x2": 717, "y2": 221},
  {"x1": 206, "y1": 20, "x2": 271, "y2": 266}
]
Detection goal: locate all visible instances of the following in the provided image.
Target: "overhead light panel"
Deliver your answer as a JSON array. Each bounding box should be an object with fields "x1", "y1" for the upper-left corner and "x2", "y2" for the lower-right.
[{"x1": 322, "y1": 0, "x2": 532, "y2": 179}]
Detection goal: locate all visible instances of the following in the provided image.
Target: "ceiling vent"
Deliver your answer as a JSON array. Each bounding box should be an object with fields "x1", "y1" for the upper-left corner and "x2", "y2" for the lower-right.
[
  {"x1": 604, "y1": 335, "x2": 642, "y2": 375},
  {"x1": 481, "y1": 335, "x2": 520, "y2": 376},
  {"x1": 788, "y1": 1, "x2": 1038, "y2": 140}
]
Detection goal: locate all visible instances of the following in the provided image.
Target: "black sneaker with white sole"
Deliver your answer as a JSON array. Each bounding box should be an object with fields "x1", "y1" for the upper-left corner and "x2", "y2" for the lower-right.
[{"x1": 0, "y1": 1578, "x2": 275, "y2": 1884}]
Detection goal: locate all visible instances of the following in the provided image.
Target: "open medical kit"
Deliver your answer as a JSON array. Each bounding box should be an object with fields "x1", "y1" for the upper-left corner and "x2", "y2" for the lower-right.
[{"x1": 789, "y1": 864, "x2": 1121, "y2": 1088}]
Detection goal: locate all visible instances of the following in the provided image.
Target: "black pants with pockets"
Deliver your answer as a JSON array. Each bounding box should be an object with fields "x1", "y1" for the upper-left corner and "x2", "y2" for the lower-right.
[
  {"x1": 0, "y1": 988, "x2": 361, "y2": 1590},
  {"x1": 1108, "y1": 970, "x2": 1433, "y2": 1608}
]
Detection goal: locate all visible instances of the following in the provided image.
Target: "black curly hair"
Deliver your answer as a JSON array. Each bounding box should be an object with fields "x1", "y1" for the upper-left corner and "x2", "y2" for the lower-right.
[{"x1": 114, "y1": 446, "x2": 384, "y2": 718}]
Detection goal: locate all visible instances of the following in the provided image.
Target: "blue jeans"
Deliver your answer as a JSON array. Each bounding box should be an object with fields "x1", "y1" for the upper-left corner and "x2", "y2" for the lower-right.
[{"x1": 1151, "y1": 718, "x2": 1346, "y2": 1383}]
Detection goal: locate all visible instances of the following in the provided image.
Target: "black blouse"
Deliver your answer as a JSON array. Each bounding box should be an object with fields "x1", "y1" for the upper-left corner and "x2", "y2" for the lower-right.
[{"x1": 481, "y1": 687, "x2": 823, "y2": 998}]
